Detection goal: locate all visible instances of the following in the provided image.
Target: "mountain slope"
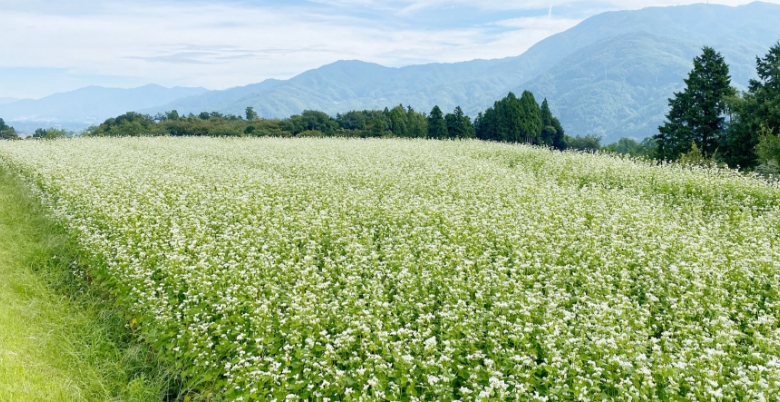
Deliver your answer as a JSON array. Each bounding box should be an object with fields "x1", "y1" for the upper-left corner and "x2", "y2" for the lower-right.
[
  {"x1": 145, "y1": 2, "x2": 780, "y2": 141},
  {"x1": 0, "y1": 85, "x2": 208, "y2": 126},
  {"x1": 0, "y1": 98, "x2": 20, "y2": 106},
  {"x1": 523, "y1": 32, "x2": 710, "y2": 142}
]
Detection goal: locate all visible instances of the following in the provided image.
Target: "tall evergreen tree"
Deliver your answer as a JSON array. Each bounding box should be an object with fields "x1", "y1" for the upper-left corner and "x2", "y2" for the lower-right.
[
  {"x1": 721, "y1": 42, "x2": 780, "y2": 169},
  {"x1": 540, "y1": 98, "x2": 558, "y2": 146},
  {"x1": 407, "y1": 106, "x2": 427, "y2": 138},
  {"x1": 500, "y1": 92, "x2": 522, "y2": 142},
  {"x1": 427, "y1": 106, "x2": 448, "y2": 139},
  {"x1": 655, "y1": 46, "x2": 734, "y2": 160},
  {"x1": 751, "y1": 42, "x2": 780, "y2": 133},
  {"x1": 444, "y1": 106, "x2": 475, "y2": 139},
  {"x1": 475, "y1": 92, "x2": 564, "y2": 147},
  {"x1": 550, "y1": 116, "x2": 567, "y2": 150},
  {"x1": 518, "y1": 91, "x2": 543, "y2": 144},
  {"x1": 389, "y1": 105, "x2": 408, "y2": 137}
]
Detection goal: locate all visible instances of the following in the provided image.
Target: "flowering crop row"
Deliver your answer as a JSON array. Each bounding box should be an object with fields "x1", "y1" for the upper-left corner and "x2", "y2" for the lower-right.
[{"x1": 1, "y1": 137, "x2": 780, "y2": 401}]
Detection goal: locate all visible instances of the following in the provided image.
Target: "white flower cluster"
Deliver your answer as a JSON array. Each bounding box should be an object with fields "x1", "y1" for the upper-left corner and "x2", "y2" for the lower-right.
[{"x1": 2, "y1": 137, "x2": 780, "y2": 401}]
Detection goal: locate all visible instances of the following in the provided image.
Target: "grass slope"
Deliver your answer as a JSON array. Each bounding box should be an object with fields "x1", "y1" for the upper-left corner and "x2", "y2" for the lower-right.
[{"x1": 0, "y1": 166, "x2": 172, "y2": 401}]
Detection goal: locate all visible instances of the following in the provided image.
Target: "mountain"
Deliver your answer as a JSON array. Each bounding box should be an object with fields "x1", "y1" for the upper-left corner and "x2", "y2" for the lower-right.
[
  {"x1": 0, "y1": 98, "x2": 20, "y2": 106},
  {"x1": 145, "y1": 1, "x2": 780, "y2": 143},
  {"x1": 0, "y1": 84, "x2": 208, "y2": 129},
  {"x1": 7, "y1": 2, "x2": 779, "y2": 140},
  {"x1": 518, "y1": 2, "x2": 780, "y2": 140}
]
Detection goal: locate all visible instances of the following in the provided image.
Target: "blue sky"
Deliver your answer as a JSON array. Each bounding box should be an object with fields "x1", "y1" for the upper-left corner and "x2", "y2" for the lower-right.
[{"x1": 1, "y1": 0, "x2": 776, "y2": 99}]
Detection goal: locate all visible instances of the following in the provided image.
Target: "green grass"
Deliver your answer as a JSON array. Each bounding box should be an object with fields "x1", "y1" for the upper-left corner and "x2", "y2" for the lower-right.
[{"x1": 0, "y1": 165, "x2": 177, "y2": 401}]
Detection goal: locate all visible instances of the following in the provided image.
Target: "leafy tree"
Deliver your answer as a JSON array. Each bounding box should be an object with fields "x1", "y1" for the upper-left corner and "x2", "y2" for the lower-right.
[
  {"x1": 246, "y1": 107, "x2": 258, "y2": 121},
  {"x1": 0, "y1": 118, "x2": 19, "y2": 140},
  {"x1": 406, "y1": 106, "x2": 428, "y2": 138},
  {"x1": 366, "y1": 113, "x2": 386, "y2": 137},
  {"x1": 755, "y1": 124, "x2": 780, "y2": 176},
  {"x1": 336, "y1": 111, "x2": 368, "y2": 131},
  {"x1": 655, "y1": 46, "x2": 734, "y2": 160},
  {"x1": 427, "y1": 106, "x2": 448, "y2": 139},
  {"x1": 281, "y1": 110, "x2": 339, "y2": 136},
  {"x1": 678, "y1": 142, "x2": 718, "y2": 167},
  {"x1": 566, "y1": 135, "x2": 602, "y2": 151},
  {"x1": 32, "y1": 128, "x2": 68, "y2": 139},
  {"x1": 87, "y1": 112, "x2": 160, "y2": 137},
  {"x1": 389, "y1": 105, "x2": 408, "y2": 137},
  {"x1": 604, "y1": 137, "x2": 658, "y2": 158}
]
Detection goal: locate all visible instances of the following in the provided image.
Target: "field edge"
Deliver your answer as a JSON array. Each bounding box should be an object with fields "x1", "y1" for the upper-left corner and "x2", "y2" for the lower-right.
[{"x1": 0, "y1": 163, "x2": 187, "y2": 402}]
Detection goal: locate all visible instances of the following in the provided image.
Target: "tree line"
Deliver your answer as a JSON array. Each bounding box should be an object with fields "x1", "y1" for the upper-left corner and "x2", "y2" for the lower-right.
[
  {"x1": 42, "y1": 94, "x2": 583, "y2": 150},
  {"x1": 651, "y1": 42, "x2": 780, "y2": 173},
  {"x1": 10, "y1": 42, "x2": 776, "y2": 174}
]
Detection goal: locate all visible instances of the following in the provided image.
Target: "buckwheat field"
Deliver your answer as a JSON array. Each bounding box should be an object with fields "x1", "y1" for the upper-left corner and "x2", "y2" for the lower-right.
[{"x1": 1, "y1": 137, "x2": 780, "y2": 401}]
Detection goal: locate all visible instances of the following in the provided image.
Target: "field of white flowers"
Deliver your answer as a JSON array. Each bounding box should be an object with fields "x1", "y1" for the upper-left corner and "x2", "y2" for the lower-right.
[{"x1": 2, "y1": 137, "x2": 780, "y2": 401}]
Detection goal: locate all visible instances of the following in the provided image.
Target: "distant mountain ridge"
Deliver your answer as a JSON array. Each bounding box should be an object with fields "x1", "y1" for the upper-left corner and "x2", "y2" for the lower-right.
[
  {"x1": 4, "y1": 2, "x2": 780, "y2": 141},
  {"x1": 0, "y1": 84, "x2": 208, "y2": 131},
  {"x1": 0, "y1": 97, "x2": 20, "y2": 106},
  {"x1": 144, "y1": 1, "x2": 780, "y2": 142}
]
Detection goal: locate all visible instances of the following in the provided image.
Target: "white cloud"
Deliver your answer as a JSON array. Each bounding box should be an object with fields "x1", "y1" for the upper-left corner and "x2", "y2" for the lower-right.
[{"x1": 0, "y1": 0, "x2": 778, "y2": 98}]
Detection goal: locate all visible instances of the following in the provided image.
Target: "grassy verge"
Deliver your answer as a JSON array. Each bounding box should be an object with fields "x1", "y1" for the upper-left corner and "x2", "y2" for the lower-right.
[{"x1": 0, "y1": 165, "x2": 177, "y2": 401}]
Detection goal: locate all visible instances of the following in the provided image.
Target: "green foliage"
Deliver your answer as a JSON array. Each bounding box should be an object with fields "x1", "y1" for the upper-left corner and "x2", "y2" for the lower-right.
[
  {"x1": 0, "y1": 165, "x2": 177, "y2": 401},
  {"x1": 539, "y1": 98, "x2": 565, "y2": 148},
  {"x1": 87, "y1": 112, "x2": 162, "y2": 137},
  {"x1": 717, "y1": 94, "x2": 760, "y2": 169},
  {"x1": 720, "y1": 42, "x2": 780, "y2": 170},
  {"x1": 444, "y1": 106, "x2": 475, "y2": 139},
  {"x1": 678, "y1": 141, "x2": 719, "y2": 167},
  {"x1": 426, "y1": 105, "x2": 448, "y2": 139},
  {"x1": 85, "y1": 94, "x2": 565, "y2": 148},
  {"x1": 518, "y1": 90, "x2": 543, "y2": 144},
  {"x1": 602, "y1": 137, "x2": 658, "y2": 159},
  {"x1": 0, "y1": 118, "x2": 19, "y2": 140},
  {"x1": 565, "y1": 134, "x2": 602, "y2": 151},
  {"x1": 750, "y1": 42, "x2": 780, "y2": 133},
  {"x1": 281, "y1": 110, "x2": 340, "y2": 135},
  {"x1": 475, "y1": 91, "x2": 566, "y2": 149},
  {"x1": 245, "y1": 106, "x2": 258, "y2": 121},
  {"x1": 755, "y1": 124, "x2": 780, "y2": 176},
  {"x1": 655, "y1": 47, "x2": 735, "y2": 160},
  {"x1": 32, "y1": 128, "x2": 69, "y2": 139}
]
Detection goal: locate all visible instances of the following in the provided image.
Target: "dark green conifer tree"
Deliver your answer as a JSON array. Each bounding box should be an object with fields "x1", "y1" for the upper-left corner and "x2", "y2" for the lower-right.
[
  {"x1": 540, "y1": 98, "x2": 558, "y2": 147},
  {"x1": 444, "y1": 106, "x2": 475, "y2": 139},
  {"x1": 518, "y1": 91, "x2": 543, "y2": 144},
  {"x1": 751, "y1": 42, "x2": 780, "y2": 134},
  {"x1": 389, "y1": 105, "x2": 408, "y2": 137},
  {"x1": 427, "y1": 106, "x2": 448, "y2": 139},
  {"x1": 655, "y1": 46, "x2": 734, "y2": 160},
  {"x1": 721, "y1": 42, "x2": 780, "y2": 169}
]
